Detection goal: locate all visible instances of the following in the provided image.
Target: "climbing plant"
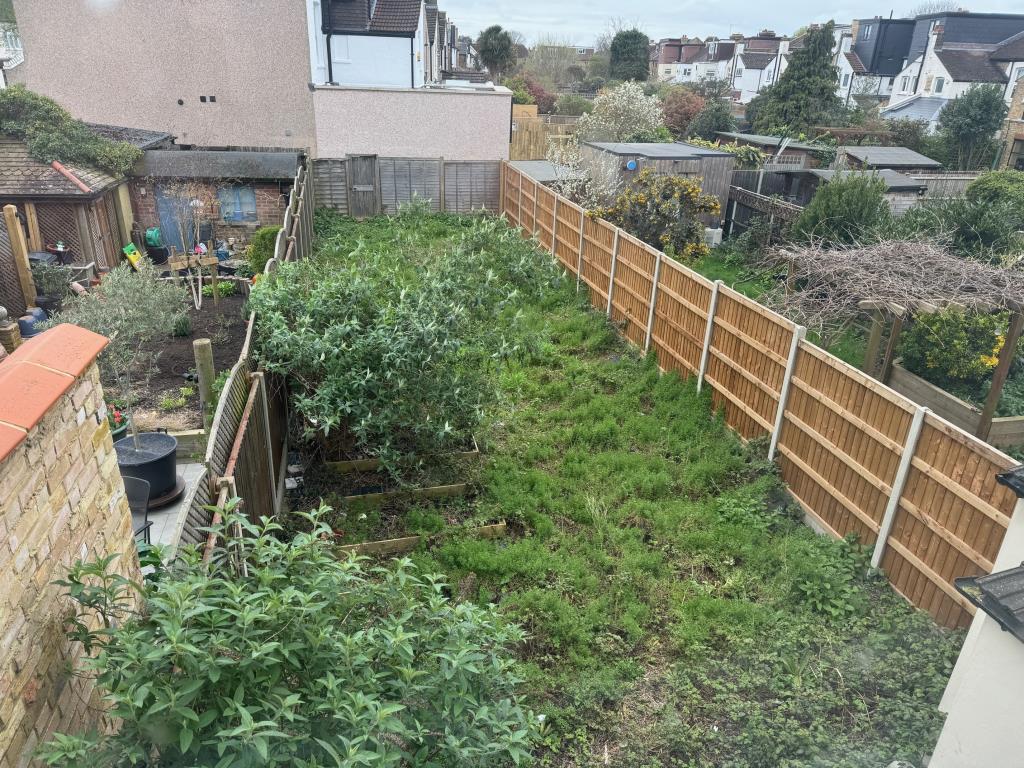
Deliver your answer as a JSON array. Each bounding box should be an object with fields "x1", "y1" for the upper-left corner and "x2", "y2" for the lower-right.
[{"x1": 0, "y1": 85, "x2": 142, "y2": 176}]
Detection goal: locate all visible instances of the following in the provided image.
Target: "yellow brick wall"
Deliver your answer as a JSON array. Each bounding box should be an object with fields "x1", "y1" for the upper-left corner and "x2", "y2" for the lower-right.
[
  {"x1": 999, "y1": 78, "x2": 1024, "y2": 170},
  {"x1": 0, "y1": 361, "x2": 139, "y2": 768}
]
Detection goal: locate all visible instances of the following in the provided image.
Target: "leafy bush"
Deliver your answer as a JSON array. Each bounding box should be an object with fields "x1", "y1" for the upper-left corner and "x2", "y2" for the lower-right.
[
  {"x1": 888, "y1": 117, "x2": 929, "y2": 154},
  {"x1": 246, "y1": 224, "x2": 282, "y2": 275},
  {"x1": 554, "y1": 94, "x2": 593, "y2": 116},
  {"x1": 686, "y1": 100, "x2": 736, "y2": 141},
  {"x1": 0, "y1": 85, "x2": 142, "y2": 175},
  {"x1": 661, "y1": 87, "x2": 705, "y2": 138},
  {"x1": 30, "y1": 262, "x2": 71, "y2": 298},
  {"x1": 170, "y1": 312, "x2": 192, "y2": 338},
  {"x1": 201, "y1": 280, "x2": 237, "y2": 298},
  {"x1": 966, "y1": 169, "x2": 1024, "y2": 207},
  {"x1": 250, "y1": 215, "x2": 558, "y2": 469},
  {"x1": 790, "y1": 172, "x2": 889, "y2": 246},
  {"x1": 900, "y1": 308, "x2": 1008, "y2": 389},
  {"x1": 937, "y1": 84, "x2": 1007, "y2": 170},
  {"x1": 892, "y1": 197, "x2": 1024, "y2": 264},
  {"x1": 506, "y1": 75, "x2": 555, "y2": 113},
  {"x1": 688, "y1": 137, "x2": 766, "y2": 169},
  {"x1": 596, "y1": 167, "x2": 720, "y2": 259},
  {"x1": 38, "y1": 506, "x2": 538, "y2": 767},
  {"x1": 577, "y1": 82, "x2": 668, "y2": 143}
]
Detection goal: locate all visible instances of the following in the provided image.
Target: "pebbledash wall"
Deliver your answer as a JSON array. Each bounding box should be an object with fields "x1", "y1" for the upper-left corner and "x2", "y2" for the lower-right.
[
  {"x1": 313, "y1": 85, "x2": 513, "y2": 161},
  {"x1": 0, "y1": 325, "x2": 139, "y2": 767}
]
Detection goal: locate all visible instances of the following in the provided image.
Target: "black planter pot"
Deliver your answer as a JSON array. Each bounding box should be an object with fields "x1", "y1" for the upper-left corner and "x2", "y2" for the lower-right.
[
  {"x1": 115, "y1": 432, "x2": 178, "y2": 501},
  {"x1": 35, "y1": 295, "x2": 63, "y2": 317}
]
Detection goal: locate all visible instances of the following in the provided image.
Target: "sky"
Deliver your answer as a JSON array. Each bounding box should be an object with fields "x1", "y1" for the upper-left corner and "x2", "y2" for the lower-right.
[{"x1": 441, "y1": 0, "x2": 1024, "y2": 45}]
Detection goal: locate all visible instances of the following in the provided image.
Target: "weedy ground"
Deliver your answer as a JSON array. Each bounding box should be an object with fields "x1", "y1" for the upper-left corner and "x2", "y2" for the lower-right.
[{"x1": 302, "y1": 209, "x2": 961, "y2": 768}]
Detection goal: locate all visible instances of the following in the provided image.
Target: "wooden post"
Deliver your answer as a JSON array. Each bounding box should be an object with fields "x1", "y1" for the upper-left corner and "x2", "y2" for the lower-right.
[
  {"x1": 551, "y1": 197, "x2": 559, "y2": 257},
  {"x1": 517, "y1": 175, "x2": 523, "y2": 228},
  {"x1": 23, "y1": 202, "x2": 42, "y2": 252},
  {"x1": 193, "y1": 338, "x2": 216, "y2": 431},
  {"x1": 644, "y1": 252, "x2": 663, "y2": 352},
  {"x1": 606, "y1": 229, "x2": 620, "y2": 316},
  {"x1": 871, "y1": 406, "x2": 927, "y2": 569},
  {"x1": 768, "y1": 326, "x2": 806, "y2": 461},
  {"x1": 863, "y1": 310, "x2": 885, "y2": 376},
  {"x1": 532, "y1": 182, "x2": 539, "y2": 236},
  {"x1": 3, "y1": 204, "x2": 37, "y2": 309},
  {"x1": 575, "y1": 212, "x2": 586, "y2": 292},
  {"x1": 499, "y1": 161, "x2": 506, "y2": 218},
  {"x1": 978, "y1": 310, "x2": 1024, "y2": 441},
  {"x1": 697, "y1": 281, "x2": 722, "y2": 393},
  {"x1": 254, "y1": 372, "x2": 279, "y2": 518},
  {"x1": 879, "y1": 312, "x2": 905, "y2": 384},
  {"x1": 725, "y1": 199, "x2": 736, "y2": 238}
]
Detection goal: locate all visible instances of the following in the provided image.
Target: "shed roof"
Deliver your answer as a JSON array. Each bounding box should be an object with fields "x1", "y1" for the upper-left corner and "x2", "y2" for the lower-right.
[
  {"x1": 935, "y1": 48, "x2": 1008, "y2": 83},
  {"x1": 879, "y1": 95, "x2": 947, "y2": 123},
  {"x1": 840, "y1": 145, "x2": 942, "y2": 168},
  {"x1": 807, "y1": 168, "x2": 927, "y2": 192},
  {"x1": 137, "y1": 150, "x2": 301, "y2": 180},
  {"x1": 85, "y1": 122, "x2": 173, "y2": 150},
  {"x1": 0, "y1": 137, "x2": 121, "y2": 199},
  {"x1": 716, "y1": 132, "x2": 821, "y2": 152},
  {"x1": 586, "y1": 141, "x2": 731, "y2": 159},
  {"x1": 509, "y1": 160, "x2": 580, "y2": 184}
]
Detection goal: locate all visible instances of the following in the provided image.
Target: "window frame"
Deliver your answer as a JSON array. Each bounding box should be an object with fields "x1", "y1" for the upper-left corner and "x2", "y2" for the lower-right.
[{"x1": 218, "y1": 184, "x2": 259, "y2": 224}]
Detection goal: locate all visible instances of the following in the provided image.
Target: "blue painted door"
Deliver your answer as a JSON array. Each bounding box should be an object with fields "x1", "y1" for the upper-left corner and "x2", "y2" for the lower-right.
[{"x1": 154, "y1": 184, "x2": 193, "y2": 252}]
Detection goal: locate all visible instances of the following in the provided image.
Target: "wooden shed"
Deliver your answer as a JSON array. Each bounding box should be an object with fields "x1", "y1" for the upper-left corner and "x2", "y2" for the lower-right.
[
  {"x1": 0, "y1": 136, "x2": 134, "y2": 315},
  {"x1": 581, "y1": 141, "x2": 735, "y2": 220}
]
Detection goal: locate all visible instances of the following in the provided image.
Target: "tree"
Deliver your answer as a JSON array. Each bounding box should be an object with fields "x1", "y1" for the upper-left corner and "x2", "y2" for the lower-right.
[
  {"x1": 477, "y1": 25, "x2": 516, "y2": 79},
  {"x1": 691, "y1": 75, "x2": 733, "y2": 100},
  {"x1": 888, "y1": 117, "x2": 929, "y2": 154},
  {"x1": 555, "y1": 94, "x2": 595, "y2": 116},
  {"x1": 909, "y1": 0, "x2": 958, "y2": 15},
  {"x1": 937, "y1": 84, "x2": 1008, "y2": 170},
  {"x1": 609, "y1": 29, "x2": 650, "y2": 81},
  {"x1": 687, "y1": 100, "x2": 736, "y2": 141},
  {"x1": 524, "y1": 35, "x2": 578, "y2": 87},
  {"x1": 506, "y1": 74, "x2": 555, "y2": 113},
  {"x1": 38, "y1": 509, "x2": 539, "y2": 768},
  {"x1": 790, "y1": 173, "x2": 890, "y2": 246},
  {"x1": 662, "y1": 87, "x2": 706, "y2": 138},
  {"x1": 577, "y1": 81, "x2": 667, "y2": 142},
  {"x1": 749, "y1": 22, "x2": 843, "y2": 135}
]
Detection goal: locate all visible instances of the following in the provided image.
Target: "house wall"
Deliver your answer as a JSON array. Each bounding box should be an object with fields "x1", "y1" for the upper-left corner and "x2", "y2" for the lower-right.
[
  {"x1": 9, "y1": 0, "x2": 316, "y2": 150},
  {"x1": 0, "y1": 325, "x2": 139, "y2": 767},
  {"x1": 312, "y1": 27, "x2": 426, "y2": 88},
  {"x1": 313, "y1": 85, "x2": 512, "y2": 160},
  {"x1": 999, "y1": 78, "x2": 1024, "y2": 169}
]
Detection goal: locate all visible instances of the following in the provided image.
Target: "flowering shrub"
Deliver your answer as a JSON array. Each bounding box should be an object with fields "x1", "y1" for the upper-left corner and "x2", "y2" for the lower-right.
[
  {"x1": 106, "y1": 405, "x2": 126, "y2": 430},
  {"x1": 577, "y1": 82, "x2": 668, "y2": 143},
  {"x1": 900, "y1": 308, "x2": 1009, "y2": 389},
  {"x1": 662, "y1": 87, "x2": 705, "y2": 138},
  {"x1": 595, "y1": 168, "x2": 720, "y2": 259},
  {"x1": 547, "y1": 139, "x2": 623, "y2": 210}
]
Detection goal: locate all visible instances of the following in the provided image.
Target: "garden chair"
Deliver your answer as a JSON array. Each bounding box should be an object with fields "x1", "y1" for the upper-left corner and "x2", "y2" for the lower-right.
[{"x1": 123, "y1": 475, "x2": 153, "y2": 544}]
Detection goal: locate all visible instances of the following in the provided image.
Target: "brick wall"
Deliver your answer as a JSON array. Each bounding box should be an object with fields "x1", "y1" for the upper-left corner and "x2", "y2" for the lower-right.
[
  {"x1": 0, "y1": 325, "x2": 139, "y2": 767},
  {"x1": 999, "y1": 78, "x2": 1024, "y2": 170}
]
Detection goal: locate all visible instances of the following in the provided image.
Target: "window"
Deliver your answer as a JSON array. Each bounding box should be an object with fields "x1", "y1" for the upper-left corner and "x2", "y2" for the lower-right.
[
  {"x1": 934, "y1": 76, "x2": 944, "y2": 93},
  {"x1": 842, "y1": 73, "x2": 850, "y2": 86},
  {"x1": 735, "y1": 68, "x2": 743, "y2": 77},
  {"x1": 218, "y1": 185, "x2": 258, "y2": 223},
  {"x1": 862, "y1": 24, "x2": 873, "y2": 40},
  {"x1": 901, "y1": 75, "x2": 910, "y2": 91}
]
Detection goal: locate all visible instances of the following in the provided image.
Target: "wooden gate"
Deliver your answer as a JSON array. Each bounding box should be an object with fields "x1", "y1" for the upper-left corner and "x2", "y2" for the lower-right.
[{"x1": 347, "y1": 155, "x2": 380, "y2": 218}]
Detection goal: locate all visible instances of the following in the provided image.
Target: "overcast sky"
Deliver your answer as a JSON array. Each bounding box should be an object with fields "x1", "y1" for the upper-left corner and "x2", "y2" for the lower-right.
[{"x1": 442, "y1": 1, "x2": 1023, "y2": 45}]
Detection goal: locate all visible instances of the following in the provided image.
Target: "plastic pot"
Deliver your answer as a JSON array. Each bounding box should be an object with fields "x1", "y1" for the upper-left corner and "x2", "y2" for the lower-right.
[
  {"x1": 115, "y1": 431, "x2": 178, "y2": 500},
  {"x1": 35, "y1": 295, "x2": 63, "y2": 317},
  {"x1": 110, "y1": 419, "x2": 130, "y2": 442}
]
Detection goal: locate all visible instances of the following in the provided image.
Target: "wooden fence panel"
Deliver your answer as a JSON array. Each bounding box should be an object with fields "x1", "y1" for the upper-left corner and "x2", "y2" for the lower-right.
[
  {"x1": 520, "y1": 176, "x2": 538, "y2": 239},
  {"x1": 379, "y1": 158, "x2": 442, "y2": 213},
  {"x1": 444, "y1": 162, "x2": 501, "y2": 212},
  {"x1": 610, "y1": 234, "x2": 656, "y2": 347},
  {"x1": 885, "y1": 414, "x2": 1017, "y2": 627},
  {"x1": 579, "y1": 216, "x2": 615, "y2": 311},
  {"x1": 535, "y1": 185, "x2": 556, "y2": 251},
  {"x1": 313, "y1": 158, "x2": 348, "y2": 214},
  {"x1": 705, "y1": 287, "x2": 796, "y2": 440},
  {"x1": 503, "y1": 164, "x2": 523, "y2": 226},
  {"x1": 650, "y1": 259, "x2": 712, "y2": 378},
  {"x1": 553, "y1": 198, "x2": 584, "y2": 272},
  {"x1": 778, "y1": 343, "x2": 916, "y2": 546}
]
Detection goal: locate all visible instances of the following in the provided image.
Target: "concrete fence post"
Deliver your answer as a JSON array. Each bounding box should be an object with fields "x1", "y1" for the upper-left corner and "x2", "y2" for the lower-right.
[
  {"x1": 551, "y1": 196, "x2": 559, "y2": 257},
  {"x1": 517, "y1": 174, "x2": 523, "y2": 227},
  {"x1": 606, "y1": 229, "x2": 620, "y2": 317},
  {"x1": 532, "y1": 182, "x2": 539, "y2": 236},
  {"x1": 644, "y1": 252, "x2": 663, "y2": 353},
  {"x1": 575, "y1": 212, "x2": 586, "y2": 292},
  {"x1": 871, "y1": 405, "x2": 927, "y2": 569},
  {"x1": 768, "y1": 325, "x2": 806, "y2": 461},
  {"x1": 697, "y1": 280, "x2": 722, "y2": 393}
]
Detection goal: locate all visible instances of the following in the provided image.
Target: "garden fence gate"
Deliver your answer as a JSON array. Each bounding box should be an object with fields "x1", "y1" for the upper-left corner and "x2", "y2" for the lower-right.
[
  {"x1": 501, "y1": 161, "x2": 1021, "y2": 630},
  {"x1": 175, "y1": 157, "x2": 315, "y2": 553}
]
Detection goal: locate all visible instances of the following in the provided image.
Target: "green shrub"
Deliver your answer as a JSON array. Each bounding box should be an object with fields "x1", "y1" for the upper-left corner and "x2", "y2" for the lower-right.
[
  {"x1": 201, "y1": 280, "x2": 237, "y2": 298},
  {"x1": 170, "y1": 312, "x2": 192, "y2": 338},
  {"x1": 246, "y1": 225, "x2": 282, "y2": 275},
  {"x1": 554, "y1": 94, "x2": 594, "y2": 116},
  {"x1": 900, "y1": 308, "x2": 1008, "y2": 389},
  {"x1": 965, "y1": 169, "x2": 1024, "y2": 207},
  {"x1": 30, "y1": 262, "x2": 71, "y2": 298},
  {"x1": 790, "y1": 172, "x2": 889, "y2": 246},
  {"x1": 893, "y1": 197, "x2": 1024, "y2": 263},
  {"x1": 595, "y1": 167, "x2": 720, "y2": 259},
  {"x1": 38, "y1": 506, "x2": 538, "y2": 767}
]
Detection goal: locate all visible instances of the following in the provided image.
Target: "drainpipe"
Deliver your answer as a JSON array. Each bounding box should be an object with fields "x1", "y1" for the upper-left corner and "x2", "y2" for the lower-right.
[
  {"x1": 324, "y1": 0, "x2": 335, "y2": 84},
  {"x1": 410, "y1": 37, "x2": 415, "y2": 87}
]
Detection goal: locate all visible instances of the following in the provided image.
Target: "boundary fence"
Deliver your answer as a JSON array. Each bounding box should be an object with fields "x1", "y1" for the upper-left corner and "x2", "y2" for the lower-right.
[
  {"x1": 501, "y1": 161, "x2": 1019, "y2": 629},
  {"x1": 175, "y1": 158, "x2": 315, "y2": 551}
]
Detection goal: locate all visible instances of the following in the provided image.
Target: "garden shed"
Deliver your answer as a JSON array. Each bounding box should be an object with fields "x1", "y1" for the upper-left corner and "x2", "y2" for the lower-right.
[
  {"x1": 581, "y1": 140, "x2": 735, "y2": 215},
  {"x1": 837, "y1": 145, "x2": 942, "y2": 172},
  {"x1": 0, "y1": 136, "x2": 134, "y2": 316},
  {"x1": 716, "y1": 131, "x2": 823, "y2": 168},
  {"x1": 775, "y1": 168, "x2": 927, "y2": 213}
]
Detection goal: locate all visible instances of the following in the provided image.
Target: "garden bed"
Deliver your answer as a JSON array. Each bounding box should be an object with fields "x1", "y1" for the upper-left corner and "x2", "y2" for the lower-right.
[{"x1": 260, "y1": 210, "x2": 961, "y2": 766}]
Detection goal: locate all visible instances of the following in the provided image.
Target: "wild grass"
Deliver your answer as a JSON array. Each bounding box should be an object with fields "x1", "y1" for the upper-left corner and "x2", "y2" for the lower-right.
[{"x1": 307, "y1": 209, "x2": 960, "y2": 767}]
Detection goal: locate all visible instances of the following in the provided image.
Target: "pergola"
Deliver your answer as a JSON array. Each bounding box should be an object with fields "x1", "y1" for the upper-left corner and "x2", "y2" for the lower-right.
[{"x1": 771, "y1": 240, "x2": 1024, "y2": 441}]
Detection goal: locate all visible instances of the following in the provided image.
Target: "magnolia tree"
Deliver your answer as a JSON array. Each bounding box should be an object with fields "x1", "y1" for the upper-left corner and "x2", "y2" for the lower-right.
[
  {"x1": 546, "y1": 139, "x2": 623, "y2": 209},
  {"x1": 577, "y1": 82, "x2": 667, "y2": 142}
]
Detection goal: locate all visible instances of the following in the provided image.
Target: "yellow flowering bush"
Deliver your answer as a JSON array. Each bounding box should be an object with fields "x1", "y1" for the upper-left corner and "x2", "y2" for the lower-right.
[
  {"x1": 900, "y1": 308, "x2": 1010, "y2": 389},
  {"x1": 595, "y1": 168, "x2": 720, "y2": 259}
]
